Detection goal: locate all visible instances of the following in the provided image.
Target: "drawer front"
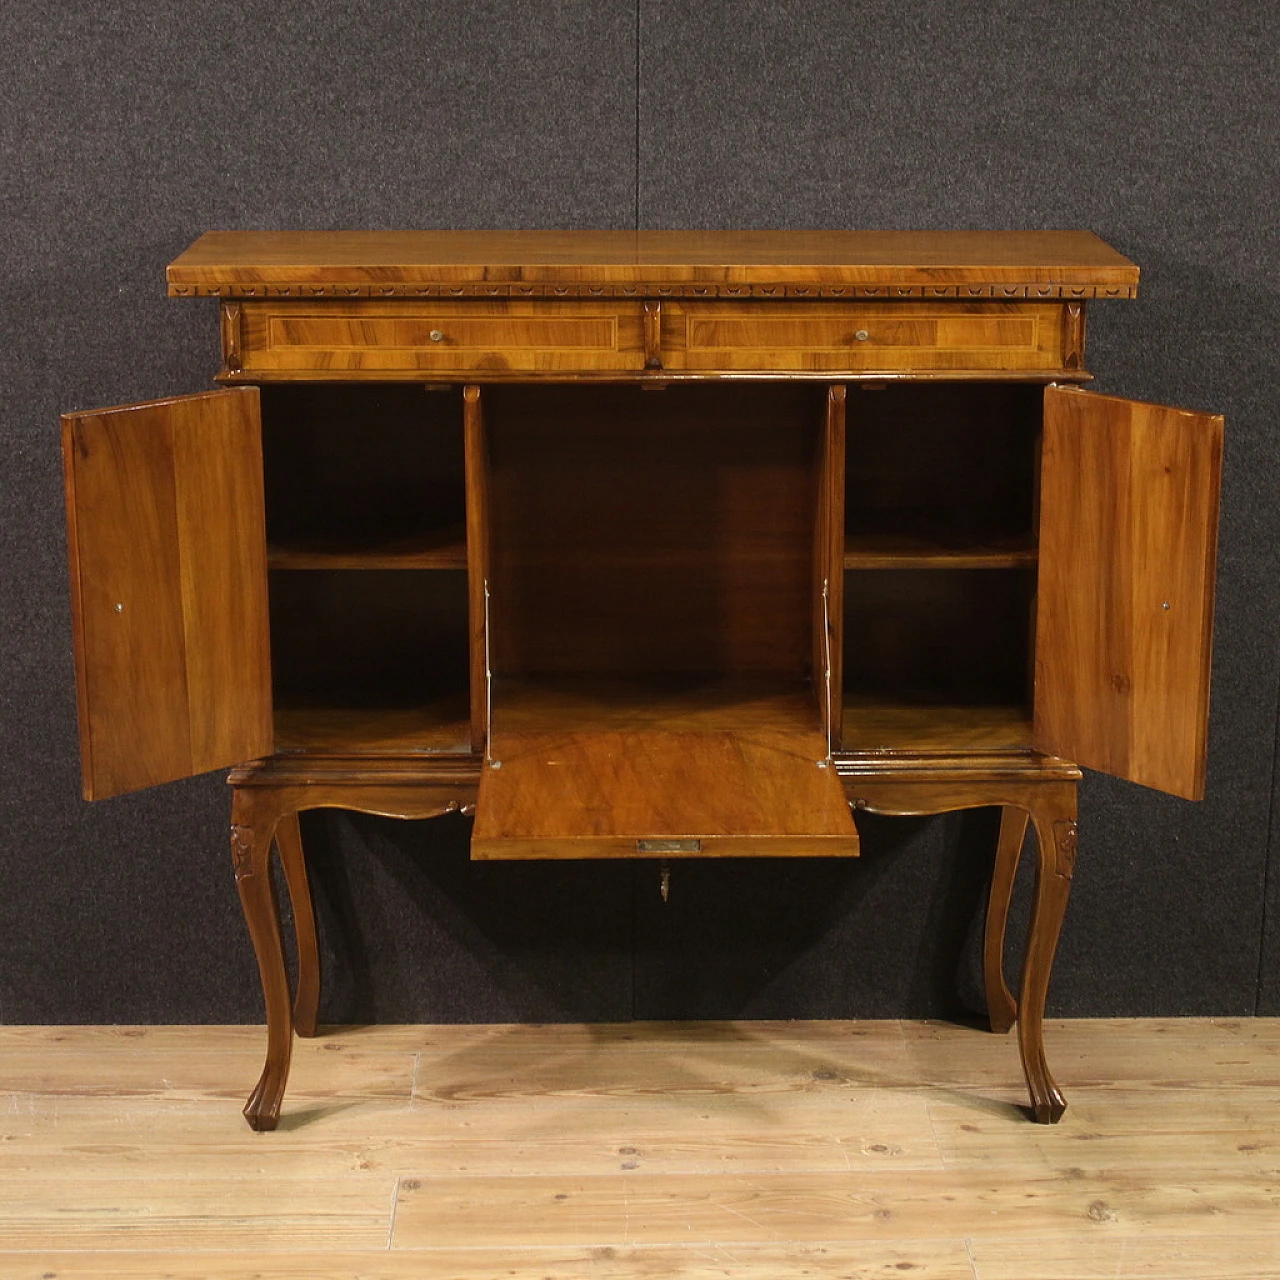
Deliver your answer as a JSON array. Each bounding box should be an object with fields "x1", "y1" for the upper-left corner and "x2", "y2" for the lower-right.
[
  {"x1": 233, "y1": 301, "x2": 646, "y2": 376},
  {"x1": 662, "y1": 301, "x2": 1074, "y2": 373}
]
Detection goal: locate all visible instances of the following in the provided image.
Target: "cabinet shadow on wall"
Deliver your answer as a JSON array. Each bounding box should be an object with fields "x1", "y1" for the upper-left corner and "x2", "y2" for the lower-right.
[{"x1": 290, "y1": 807, "x2": 1011, "y2": 1026}]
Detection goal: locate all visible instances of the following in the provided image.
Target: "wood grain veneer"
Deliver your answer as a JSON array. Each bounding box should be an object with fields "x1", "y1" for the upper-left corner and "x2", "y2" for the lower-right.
[
  {"x1": 662, "y1": 300, "x2": 1073, "y2": 373},
  {"x1": 471, "y1": 726, "x2": 858, "y2": 860},
  {"x1": 62, "y1": 389, "x2": 272, "y2": 800},
  {"x1": 168, "y1": 230, "x2": 1139, "y2": 297},
  {"x1": 473, "y1": 676, "x2": 857, "y2": 859},
  {"x1": 483, "y1": 383, "x2": 823, "y2": 680},
  {"x1": 235, "y1": 300, "x2": 647, "y2": 376},
  {"x1": 1034, "y1": 387, "x2": 1223, "y2": 800}
]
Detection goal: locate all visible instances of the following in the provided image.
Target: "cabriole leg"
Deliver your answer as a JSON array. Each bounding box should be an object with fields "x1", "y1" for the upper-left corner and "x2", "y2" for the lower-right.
[
  {"x1": 231, "y1": 788, "x2": 293, "y2": 1132},
  {"x1": 984, "y1": 805, "x2": 1029, "y2": 1035},
  {"x1": 274, "y1": 811, "x2": 320, "y2": 1038},
  {"x1": 1017, "y1": 784, "x2": 1078, "y2": 1124}
]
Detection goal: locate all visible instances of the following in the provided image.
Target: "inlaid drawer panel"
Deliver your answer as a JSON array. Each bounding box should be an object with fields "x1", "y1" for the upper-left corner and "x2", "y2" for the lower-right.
[
  {"x1": 231, "y1": 301, "x2": 647, "y2": 376},
  {"x1": 661, "y1": 301, "x2": 1076, "y2": 373}
]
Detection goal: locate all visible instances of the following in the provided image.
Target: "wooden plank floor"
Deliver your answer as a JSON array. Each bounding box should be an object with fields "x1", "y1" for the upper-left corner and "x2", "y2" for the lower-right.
[{"x1": 1, "y1": 1019, "x2": 1277, "y2": 1278}]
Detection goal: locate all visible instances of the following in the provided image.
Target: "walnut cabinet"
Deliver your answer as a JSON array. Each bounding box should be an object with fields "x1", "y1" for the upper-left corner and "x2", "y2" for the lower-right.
[{"x1": 62, "y1": 232, "x2": 1223, "y2": 1129}]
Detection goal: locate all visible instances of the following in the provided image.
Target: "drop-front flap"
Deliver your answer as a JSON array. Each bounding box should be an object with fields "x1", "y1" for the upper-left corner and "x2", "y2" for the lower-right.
[
  {"x1": 471, "y1": 726, "x2": 860, "y2": 860},
  {"x1": 471, "y1": 682, "x2": 860, "y2": 860}
]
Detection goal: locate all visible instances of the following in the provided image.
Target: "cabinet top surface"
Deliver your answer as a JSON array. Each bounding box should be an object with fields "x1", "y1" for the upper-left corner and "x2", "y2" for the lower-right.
[{"x1": 167, "y1": 231, "x2": 1139, "y2": 299}]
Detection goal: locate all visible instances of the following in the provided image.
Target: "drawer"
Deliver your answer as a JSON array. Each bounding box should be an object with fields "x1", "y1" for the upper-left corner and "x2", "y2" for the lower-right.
[
  {"x1": 230, "y1": 301, "x2": 647, "y2": 377},
  {"x1": 661, "y1": 301, "x2": 1075, "y2": 373}
]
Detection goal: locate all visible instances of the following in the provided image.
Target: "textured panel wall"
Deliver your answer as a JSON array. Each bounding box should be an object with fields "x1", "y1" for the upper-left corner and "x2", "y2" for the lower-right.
[
  {"x1": 637, "y1": 0, "x2": 1280, "y2": 1018},
  {"x1": 2, "y1": 0, "x2": 1276, "y2": 1024},
  {"x1": 636, "y1": 0, "x2": 1280, "y2": 1018},
  {"x1": 0, "y1": 1, "x2": 639, "y2": 1023}
]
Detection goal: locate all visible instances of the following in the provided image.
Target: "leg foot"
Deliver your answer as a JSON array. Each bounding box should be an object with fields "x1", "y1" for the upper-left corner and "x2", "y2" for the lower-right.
[
  {"x1": 984, "y1": 806, "x2": 1029, "y2": 1035},
  {"x1": 243, "y1": 1077, "x2": 283, "y2": 1132},
  {"x1": 1031, "y1": 1095, "x2": 1068, "y2": 1125}
]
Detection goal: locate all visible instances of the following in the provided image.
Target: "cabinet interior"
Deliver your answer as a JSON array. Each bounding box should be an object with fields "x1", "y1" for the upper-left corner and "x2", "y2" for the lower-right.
[
  {"x1": 261, "y1": 384, "x2": 470, "y2": 754},
  {"x1": 844, "y1": 382, "x2": 1040, "y2": 556},
  {"x1": 840, "y1": 382, "x2": 1040, "y2": 752},
  {"x1": 261, "y1": 384, "x2": 465, "y2": 566},
  {"x1": 483, "y1": 383, "x2": 826, "y2": 737},
  {"x1": 259, "y1": 379, "x2": 1043, "y2": 757}
]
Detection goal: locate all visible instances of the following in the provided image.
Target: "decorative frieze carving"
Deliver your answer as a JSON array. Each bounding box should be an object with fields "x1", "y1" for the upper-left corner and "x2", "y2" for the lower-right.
[
  {"x1": 170, "y1": 281, "x2": 1139, "y2": 301},
  {"x1": 220, "y1": 301, "x2": 243, "y2": 373},
  {"x1": 230, "y1": 824, "x2": 255, "y2": 879},
  {"x1": 1053, "y1": 818, "x2": 1079, "y2": 880}
]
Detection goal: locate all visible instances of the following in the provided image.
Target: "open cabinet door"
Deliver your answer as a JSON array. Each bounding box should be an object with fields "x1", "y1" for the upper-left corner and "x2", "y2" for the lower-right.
[
  {"x1": 63, "y1": 388, "x2": 272, "y2": 800},
  {"x1": 1034, "y1": 386, "x2": 1223, "y2": 799}
]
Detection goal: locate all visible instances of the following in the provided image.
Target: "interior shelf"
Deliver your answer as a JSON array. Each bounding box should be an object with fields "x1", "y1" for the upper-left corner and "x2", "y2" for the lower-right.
[
  {"x1": 492, "y1": 675, "x2": 820, "y2": 735},
  {"x1": 268, "y1": 568, "x2": 470, "y2": 754},
  {"x1": 274, "y1": 702, "x2": 471, "y2": 756},
  {"x1": 267, "y1": 523, "x2": 467, "y2": 570},
  {"x1": 841, "y1": 565, "x2": 1035, "y2": 746},
  {"x1": 839, "y1": 696, "x2": 1033, "y2": 753},
  {"x1": 260, "y1": 382, "x2": 465, "y2": 569},
  {"x1": 844, "y1": 531, "x2": 1037, "y2": 570},
  {"x1": 844, "y1": 381, "x2": 1040, "y2": 576}
]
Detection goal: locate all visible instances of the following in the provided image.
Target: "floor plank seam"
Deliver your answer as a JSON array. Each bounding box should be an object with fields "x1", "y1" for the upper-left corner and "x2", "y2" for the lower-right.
[
  {"x1": 386, "y1": 1174, "x2": 400, "y2": 1249},
  {"x1": 965, "y1": 1236, "x2": 981, "y2": 1279},
  {"x1": 922, "y1": 1095, "x2": 950, "y2": 1171}
]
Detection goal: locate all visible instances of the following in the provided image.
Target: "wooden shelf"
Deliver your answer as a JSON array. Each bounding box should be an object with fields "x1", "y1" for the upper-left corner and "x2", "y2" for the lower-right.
[
  {"x1": 844, "y1": 532, "x2": 1037, "y2": 570},
  {"x1": 840, "y1": 698, "x2": 1033, "y2": 753},
  {"x1": 274, "y1": 701, "x2": 471, "y2": 755},
  {"x1": 493, "y1": 676, "x2": 820, "y2": 735},
  {"x1": 267, "y1": 525, "x2": 467, "y2": 570}
]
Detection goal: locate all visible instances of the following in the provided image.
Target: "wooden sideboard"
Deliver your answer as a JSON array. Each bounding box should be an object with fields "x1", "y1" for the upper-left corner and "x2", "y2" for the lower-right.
[{"x1": 62, "y1": 231, "x2": 1223, "y2": 1130}]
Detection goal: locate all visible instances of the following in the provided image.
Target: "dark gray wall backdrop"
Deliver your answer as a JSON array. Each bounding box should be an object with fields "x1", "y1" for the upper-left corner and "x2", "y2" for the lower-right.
[{"x1": 2, "y1": 1, "x2": 1277, "y2": 1025}]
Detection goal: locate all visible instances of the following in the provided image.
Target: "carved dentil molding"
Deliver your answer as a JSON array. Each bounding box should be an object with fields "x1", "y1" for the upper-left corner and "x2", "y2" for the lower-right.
[{"x1": 173, "y1": 282, "x2": 1137, "y2": 300}]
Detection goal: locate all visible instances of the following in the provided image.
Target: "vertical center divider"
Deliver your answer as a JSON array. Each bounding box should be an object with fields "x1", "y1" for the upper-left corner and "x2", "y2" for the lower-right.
[
  {"x1": 816, "y1": 384, "x2": 847, "y2": 751},
  {"x1": 463, "y1": 384, "x2": 491, "y2": 754}
]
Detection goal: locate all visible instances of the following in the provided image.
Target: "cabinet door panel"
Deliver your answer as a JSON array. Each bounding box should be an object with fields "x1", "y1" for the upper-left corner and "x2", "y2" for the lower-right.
[
  {"x1": 63, "y1": 388, "x2": 272, "y2": 799},
  {"x1": 1034, "y1": 386, "x2": 1222, "y2": 799}
]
